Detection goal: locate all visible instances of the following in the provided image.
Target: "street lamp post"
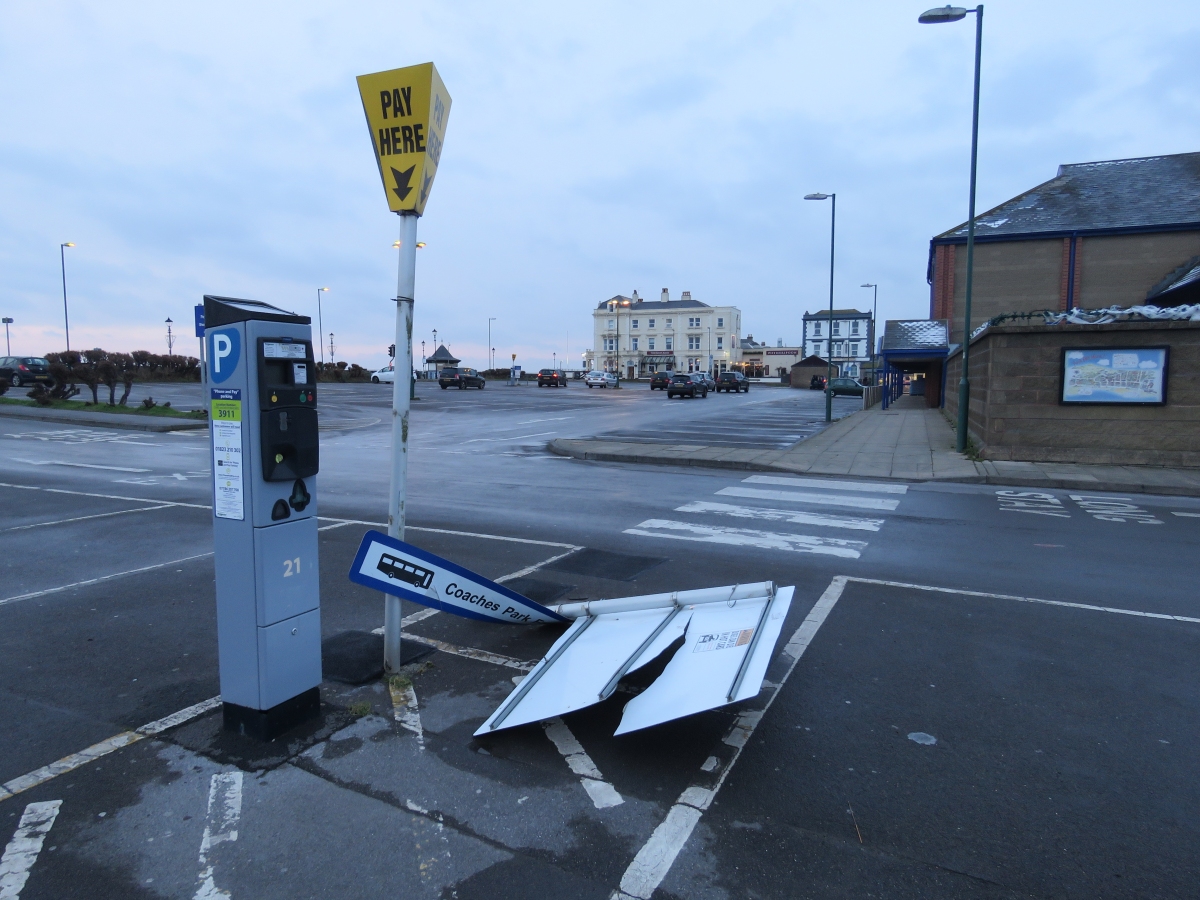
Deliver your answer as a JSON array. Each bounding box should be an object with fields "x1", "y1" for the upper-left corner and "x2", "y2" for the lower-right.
[
  {"x1": 861, "y1": 283, "x2": 878, "y2": 382},
  {"x1": 488, "y1": 317, "x2": 496, "y2": 371},
  {"x1": 920, "y1": 4, "x2": 984, "y2": 453},
  {"x1": 804, "y1": 193, "x2": 836, "y2": 422},
  {"x1": 316, "y1": 288, "x2": 329, "y2": 367},
  {"x1": 60, "y1": 242, "x2": 74, "y2": 352},
  {"x1": 329, "y1": 333, "x2": 335, "y2": 362},
  {"x1": 2, "y1": 318, "x2": 12, "y2": 355},
  {"x1": 165, "y1": 318, "x2": 174, "y2": 356}
]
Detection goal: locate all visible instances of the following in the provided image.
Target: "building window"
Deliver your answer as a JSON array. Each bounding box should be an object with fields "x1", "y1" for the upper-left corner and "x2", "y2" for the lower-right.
[
  {"x1": 603, "y1": 338, "x2": 615, "y2": 351},
  {"x1": 851, "y1": 320, "x2": 860, "y2": 335},
  {"x1": 607, "y1": 319, "x2": 615, "y2": 330},
  {"x1": 833, "y1": 321, "x2": 841, "y2": 336},
  {"x1": 688, "y1": 317, "x2": 700, "y2": 328},
  {"x1": 631, "y1": 337, "x2": 639, "y2": 350},
  {"x1": 631, "y1": 319, "x2": 639, "y2": 329},
  {"x1": 687, "y1": 335, "x2": 701, "y2": 350},
  {"x1": 850, "y1": 342, "x2": 859, "y2": 357},
  {"x1": 813, "y1": 322, "x2": 822, "y2": 336},
  {"x1": 716, "y1": 336, "x2": 723, "y2": 350},
  {"x1": 648, "y1": 337, "x2": 655, "y2": 350},
  {"x1": 665, "y1": 318, "x2": 672, "y2": 328},
  {"x1": 648, "y1": 318, "x2": 655, "y2": 328},
  {"x1": 665, "y1": 337, "x2": 673, "y2": 351},
  {"x1": 717, "y1": 317, "x2": 724, "y2": 328}
]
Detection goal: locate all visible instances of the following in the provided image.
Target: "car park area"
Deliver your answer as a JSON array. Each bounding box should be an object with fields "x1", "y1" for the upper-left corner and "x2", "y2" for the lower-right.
[{"x1": 2, "y1": 380, "x2": 1198, "y2": 899}]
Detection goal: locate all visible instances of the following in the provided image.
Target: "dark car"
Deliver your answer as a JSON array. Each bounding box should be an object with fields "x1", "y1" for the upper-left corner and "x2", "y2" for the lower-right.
[
  {"x1": 537, "y1": 368, "x2": 568, "y2": 387},
  {"x1": 828, "y1": 377, "x2": 864, "y2": 397},
  {"x1": 666, "y1": 372, "x2": 707, "y2": 399},
  {"x1": 809, "y1": 374, "x2": 826, "y2": 390},
  {"x1": 649, "y1": 371, "x2": 672, "y2": 390},
  {"x1": 716, "y1": 371, "x2": 749, "y2": 393},
  {"x1": 699, "y1": 372, "x2": 717, "y2": 391},
  {"x1": 0, "y1": 357, "x2": 52, "y2": 388},
  {"x1": 438, "y1": 366, "x2": 486, "y2": 389}
]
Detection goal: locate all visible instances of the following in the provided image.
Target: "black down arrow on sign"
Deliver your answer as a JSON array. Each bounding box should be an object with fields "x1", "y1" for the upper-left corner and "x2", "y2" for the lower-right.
[{"x1": 391, "y1": 165, "x2": 416, "y2": 201}]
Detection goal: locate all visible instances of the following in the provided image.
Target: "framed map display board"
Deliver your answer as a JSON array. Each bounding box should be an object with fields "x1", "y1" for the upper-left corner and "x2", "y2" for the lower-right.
[{"x1": 1060, "y1": 347, "x2": 1168, "y2": 405}]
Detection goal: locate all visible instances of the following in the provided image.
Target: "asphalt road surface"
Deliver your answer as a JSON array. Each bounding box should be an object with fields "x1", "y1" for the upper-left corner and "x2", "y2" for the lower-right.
[{"x1": 2, "y1": 380, "x2": 1198, "y2": 899}]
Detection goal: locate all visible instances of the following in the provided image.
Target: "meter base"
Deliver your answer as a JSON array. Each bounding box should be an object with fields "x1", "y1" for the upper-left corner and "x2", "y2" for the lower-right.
[{"x1": 222, "y1": 687, "x2": 321, "y2": 742}]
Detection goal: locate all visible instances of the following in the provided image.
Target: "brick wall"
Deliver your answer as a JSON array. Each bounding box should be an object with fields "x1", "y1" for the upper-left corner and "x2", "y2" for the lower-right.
[
  {"x1": 944, "y1": 320, "x2": 1200, "y2": 467},
  {"x1": 929, "y1": 230, "x2": 1200, "y2": 345}
]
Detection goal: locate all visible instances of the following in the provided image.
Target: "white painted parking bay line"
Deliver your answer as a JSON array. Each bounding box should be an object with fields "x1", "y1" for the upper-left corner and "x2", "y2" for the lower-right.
[
  {"x1": 0, "y1": 481, "x2": 212, "y2": 510},
  {"x1": 676, "y1": 500, "x2": 883, "y2": 532},
  {"x1": 2, "y1": 504, "x2": 174, "y2": 532},
  {"x1": 0, "y1": 800, "x2": 62, "y2": 899},
  {"x1": 743, "y1": 474, "x2": 908, "y2": 494},
  {"x1": 1, "y1": 552, "x2": 214, "y2": 606},
  {"x1": 543, "y1": 718, "x2": 624, "y2": 809},
  {"x1": 624, "y1": 520, "x2": 867, "y2": 558},
  {"x1": 1173, "y1": 511, "x2": 1200, "y2": 518},
  {"x1": 1, "y1": 697, "x2": 221, "y2": 801},
  {"x1": 11, "y1": 458, "x2": 151, "y2": 473},
  {"x1": 717, "y1": 486, "x2": 899, "y2": 511},
  {"x1": 194, "y1": 772, "x2": 243, "y2": 900}
]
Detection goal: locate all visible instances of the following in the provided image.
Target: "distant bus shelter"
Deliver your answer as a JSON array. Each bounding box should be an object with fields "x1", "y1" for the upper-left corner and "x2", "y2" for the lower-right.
[{"x1": 879, "y1": 319, "x2": 950, "y2": 409}]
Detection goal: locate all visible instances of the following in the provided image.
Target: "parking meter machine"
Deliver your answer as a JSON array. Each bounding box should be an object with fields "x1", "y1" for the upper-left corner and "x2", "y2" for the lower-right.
[{"x1": 204, "y1": 295, "x2": 322, "y2": 740}]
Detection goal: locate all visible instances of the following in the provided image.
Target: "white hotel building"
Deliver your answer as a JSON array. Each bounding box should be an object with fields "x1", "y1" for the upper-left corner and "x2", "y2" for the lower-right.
[
  {"x1": 801, "y1": 309, "x2": 874, "y2": 379},
  {"x1": 584, "y1": 290, "x2": 742, "y2": 378}
]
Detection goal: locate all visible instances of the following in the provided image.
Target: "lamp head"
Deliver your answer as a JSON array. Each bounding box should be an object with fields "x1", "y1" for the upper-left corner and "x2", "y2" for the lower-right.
[
  {"x1": 416, "y1": 242, "x2": 426, "y2": 249},
  {"x1": 319, "y1": 286, "x2": 329, "y2": 292},
  {"x1": 919, "y1": 5, "x2": 968, "y2": 23},
  {"x1": 804, "y1": 193, "x2": 830, "y2": 201},
  {"x1": 165, "y1": 317, "x2": 173, "y2": 324},
  {"x1": 62, "y1": 242, "x2": 75, "y2": 248},
  {"x1": 861, "y1": 283, "x2": 876, "y2": 288},
  {"x1": 392, "y1": 240, "x2": 402, "y2": 248}
]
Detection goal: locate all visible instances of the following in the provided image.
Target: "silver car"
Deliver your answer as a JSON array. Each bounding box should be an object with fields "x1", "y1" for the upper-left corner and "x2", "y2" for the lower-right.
[{"x1": 585, "y1": 371, "x2": 618, "y2": 388}]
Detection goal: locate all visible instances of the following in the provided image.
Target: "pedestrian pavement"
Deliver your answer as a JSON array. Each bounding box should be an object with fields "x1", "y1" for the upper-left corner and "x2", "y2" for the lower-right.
[{"x1": 550, "y1": 394, "x2": 1200, "y2": 497}]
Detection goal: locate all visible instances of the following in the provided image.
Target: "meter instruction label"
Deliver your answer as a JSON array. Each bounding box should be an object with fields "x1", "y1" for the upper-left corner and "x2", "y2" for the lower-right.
[{"x1": 211, "y1": 388, "x2": 244, "y2": 520}]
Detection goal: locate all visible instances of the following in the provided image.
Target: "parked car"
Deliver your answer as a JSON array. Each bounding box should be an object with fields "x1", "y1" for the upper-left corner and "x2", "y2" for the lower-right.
[
  {"x1": 537, "y1": 368, "x2": 568, "y2": 387},
  {"x1": 0, "y1": 357, "x2": 52, "y2": 388},
  {"x1": 828, "y1": 377, "x2": 864, "y2": 397},
  {"x1": 371, "y1": 365, "x2": 395, "y2": 384},
  {"x1": 699, "y1": 372, "x2": 717, "y2": 391},
  {"x1": 649, "y1": 371, "x2": 672, "y2": 390},
  {"x1": 667, "y1": 372, "x2": 708, "y2": 399},
  {"x1": 809, "y1": 375, "x2": 826, "y2": 390},
  {"x1": 585, "y1": 371, "x2": 618, "y2": 388},
  {"x1": 438, "y1": 367, "x2": 486, "y2": 389},
  {"x1": 716, "y1": 371, "x2": 749, "y2": 393}
]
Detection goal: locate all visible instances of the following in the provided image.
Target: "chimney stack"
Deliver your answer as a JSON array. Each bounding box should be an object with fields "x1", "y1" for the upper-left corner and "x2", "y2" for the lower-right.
[
  {"x1": 777, "y1": 339, "x2": 783, "y2": 347},
  {"x1": 661, "y1": 288, "x2": 669, "y2": 303},
  {"x1": 681, "y1": 291, "x2": 692, "y2": 302}
]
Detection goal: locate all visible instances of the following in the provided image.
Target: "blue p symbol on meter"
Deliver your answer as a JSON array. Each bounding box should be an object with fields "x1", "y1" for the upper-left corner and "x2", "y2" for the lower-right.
[{"x1": 209, "y1": 328, "x2": 241, "y2": 383}]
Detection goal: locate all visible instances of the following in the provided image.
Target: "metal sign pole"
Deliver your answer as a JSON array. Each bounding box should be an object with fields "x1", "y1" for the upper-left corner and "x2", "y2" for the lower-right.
[{"x1": 384, "y1": 212, "x2": 418, "y2": 672}]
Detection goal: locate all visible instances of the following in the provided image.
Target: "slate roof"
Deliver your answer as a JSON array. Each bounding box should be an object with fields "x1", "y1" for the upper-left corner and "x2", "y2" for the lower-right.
[
  {"x1": 881, "y1": 320, "x2": 949, "y2": 352},
  {"x1": 594, "y1": 295, "x2": 710, "y2": 310},
  {"x1": 803, "y1": 308, "x2": 869, "y2": 318},
  {"x1": 427, "y1": 344, "x2": 459, "y2": 363},
  {"x1": 1147, "y1": 255, "x2": 1200, "y2": 304},
  {"x1": 934, "y1": 152, "x2": 1200, "y2": 241}
]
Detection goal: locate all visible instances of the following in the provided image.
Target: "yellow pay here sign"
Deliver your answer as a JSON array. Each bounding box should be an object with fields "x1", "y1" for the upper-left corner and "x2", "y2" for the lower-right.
[{"x1": 356, "y1": 62, "x2": 451, "y2": 216}]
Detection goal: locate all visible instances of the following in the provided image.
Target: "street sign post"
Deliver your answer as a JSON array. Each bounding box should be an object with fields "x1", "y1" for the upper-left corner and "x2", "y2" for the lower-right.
[
  {"x1": 356, "y1": 62, "x2": 451, "y2": 672},
  {"x1": 195, "y1": 303, "x2": 206, "y2": 376}
]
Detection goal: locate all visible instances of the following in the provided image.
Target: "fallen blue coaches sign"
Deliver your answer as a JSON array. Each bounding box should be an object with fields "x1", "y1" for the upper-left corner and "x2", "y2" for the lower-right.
[{"x1": 348, "y1": 530, "x2": 567, "y2": 624}]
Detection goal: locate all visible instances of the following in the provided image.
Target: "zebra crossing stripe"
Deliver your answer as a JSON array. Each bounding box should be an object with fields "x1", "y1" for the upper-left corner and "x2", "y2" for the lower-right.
[
  {"x1": 675, "y1": 501, "x2": 883, "y2": 532},
  {"x1": 743, "y1": 475, "x2": 908, "y2": 495},
  {"x1": 623, "y1": 520, "x2": 867, "y2": 558},
  {"x1": 717, "y1": 486, "x2": 900, "y2": 511}
]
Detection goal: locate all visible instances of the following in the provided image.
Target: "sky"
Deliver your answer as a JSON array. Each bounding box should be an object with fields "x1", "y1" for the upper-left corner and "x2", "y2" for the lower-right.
[{"x1": 3, "y1": 0, "x2": 1199, "y2": 371}]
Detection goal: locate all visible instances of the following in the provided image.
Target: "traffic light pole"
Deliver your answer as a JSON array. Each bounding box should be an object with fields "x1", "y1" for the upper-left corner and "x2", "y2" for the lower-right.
[{"x1": 384, "y1": 212, "x2": 418, "y2": 672}]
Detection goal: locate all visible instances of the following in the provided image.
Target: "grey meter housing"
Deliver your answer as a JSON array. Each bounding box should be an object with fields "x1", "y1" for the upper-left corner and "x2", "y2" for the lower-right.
[{"x1": 204, "y1": 295, "x2": 322, "y2": 740}]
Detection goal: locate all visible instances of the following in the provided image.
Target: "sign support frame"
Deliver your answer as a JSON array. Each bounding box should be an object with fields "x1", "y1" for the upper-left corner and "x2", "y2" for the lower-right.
[{"x1": 384, "y1": 211, "x2": 419, "y2": 672}]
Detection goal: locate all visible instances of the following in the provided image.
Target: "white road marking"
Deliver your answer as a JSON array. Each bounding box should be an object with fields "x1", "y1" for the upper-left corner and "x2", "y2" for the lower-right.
[
  {"x1": 0, "y1": 800, "x2": 62, "y2": 900},
  {"x1": 675, "y1": 500, "x2": 883, "y2": 532},
  {"x1": 717, "y1": 486, "x2": 899, "y2": 511},
  {"x1": 2, "y1": 504, "x2": 173, "y2": 532},
  {"x1": 1, "y1": 553, "x2": 214, "y2": 606},
  {"x1": 193, "y1": 772, "x2": 243, "y2": 900},
  {"x1": 1172, "y1": 511, "x2": 1200, "y2": 518},
  {"x1": 849, "y1": 577, "x2": 1200, "y2": 624},
  {"x1": 613, "y1": 577, "x2": 847, "y2": 900},
  {"x1": 743, "y1": 474, "x2": 908, "y2": 495},
  {"x1": 462, "y1": 431, "x2": 557, "y2": 443},
  {"x1": 390, "y1": 680, "x2": 424, "y2": 750},
  {"x1": 399, "y1": 634, "x2": 536, "y2": 671},
  {"x1": 1, "y1": 697, "x2": 220, "y2": 801},
  {"x1": 494, "y1": 548, "x2": 581, "y2": 582},
  {"x1": 515, "y1": 417, "x2": 574, "y2": 425},
  {"x1": 542, "y1": 718, "x2": 624, "y2": 809},
  {"x1": 11, "y1": 458, "x2": 152, "y2": 473},
  {"x1": 0, "y1": 481, "x2": 211, "y2": 510},
  {"x1": 1069, "y1": 494, "x2": 1162, "y2": 525},
  {"x1": 315, "y1": 517, "x2": 579, "y2": 549},
  {"x1": 624, "y1": 520, "x2": 866, "y2": 558}
]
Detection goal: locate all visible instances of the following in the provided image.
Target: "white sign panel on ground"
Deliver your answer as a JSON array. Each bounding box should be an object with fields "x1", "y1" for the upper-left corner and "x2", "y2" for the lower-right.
[{"x1": 348, "y1": 530, "x2": 567, "y2": 624}]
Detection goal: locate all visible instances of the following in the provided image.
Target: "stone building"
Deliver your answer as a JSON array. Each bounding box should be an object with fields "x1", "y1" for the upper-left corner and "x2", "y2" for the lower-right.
[{"x1": 928, "y1": 151, "x2": 1200, "y2": 345}]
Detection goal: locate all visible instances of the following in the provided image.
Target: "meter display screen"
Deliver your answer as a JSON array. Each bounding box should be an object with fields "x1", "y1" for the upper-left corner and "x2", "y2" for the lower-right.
[{"x1": 263, "y1": 342, "x2": 307, "y2": 360}]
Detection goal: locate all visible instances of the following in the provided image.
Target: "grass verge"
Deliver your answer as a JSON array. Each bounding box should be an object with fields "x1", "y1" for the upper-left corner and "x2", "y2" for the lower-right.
[{"x1": 0, "y1": 396, "x2": 206, "y2": 419}]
